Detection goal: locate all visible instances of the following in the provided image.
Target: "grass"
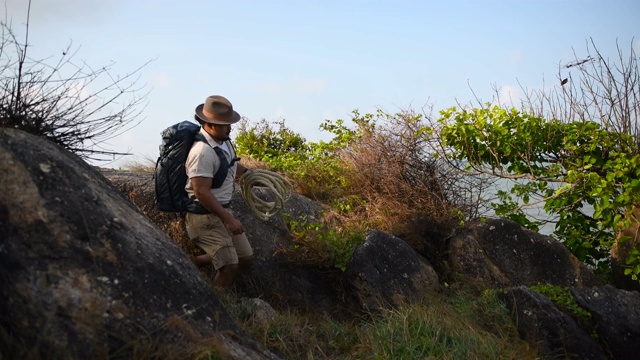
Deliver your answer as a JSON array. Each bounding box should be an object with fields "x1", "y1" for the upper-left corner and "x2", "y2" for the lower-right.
[
  {"x1": 218, "y1": 287, "x2": 538, "y2": 360},
  {"x1": 1, "y1": 284, "x2": 539, "y2": 360},
  {"x1": 120, "y1": 157, "x2": 155, "y2": 173}
]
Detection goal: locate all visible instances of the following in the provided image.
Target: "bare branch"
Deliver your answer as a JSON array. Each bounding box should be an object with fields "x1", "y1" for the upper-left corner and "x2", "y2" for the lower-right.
[{"x1": 0, "y1": 3, "x2": 152, "y2": 162}]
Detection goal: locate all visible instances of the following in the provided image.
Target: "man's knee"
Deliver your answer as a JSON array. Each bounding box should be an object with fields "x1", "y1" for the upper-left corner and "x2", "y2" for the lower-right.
[
  {"x1": 238, "y1": 255, "x2": 253, "y2": 266},
  {"x1": 218, "y1": 263, "x2": 239, "y2": 274},
  {"x1": 214, "y1": 264, "x2": 239, "y2": 289}
]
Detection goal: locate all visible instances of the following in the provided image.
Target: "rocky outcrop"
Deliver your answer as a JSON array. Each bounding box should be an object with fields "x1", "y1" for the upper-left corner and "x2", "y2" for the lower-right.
[
  {"x1": 344, "y1": 230, "x2": 439, "y2": 311},
  {"x1": 11, "y1": 125, "x2": 638, "y2": 359},
  {"x1": 571, "y1": 285, "x2": 640, "y2": 360},
  {"x1": 105, "y1": 164, "x2": 640, "y2": 358},
  {"x1": 0, "y1": 128, "x2": 279, "y2": 359},
  {"x1": 499, "y1": 284, "x2": 640, "y2": 359},
  {"x1": 499, "y1": 286, "x2": 606, "y2": 360},
  {"x1": 448, "y1": 218, "x2": 600, "y2": 289}
]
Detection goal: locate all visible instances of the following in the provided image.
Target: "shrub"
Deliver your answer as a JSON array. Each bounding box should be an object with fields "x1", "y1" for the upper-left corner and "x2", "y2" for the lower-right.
[{"x1": 0, "y1": 7, "x2": 150, "y2": 162}]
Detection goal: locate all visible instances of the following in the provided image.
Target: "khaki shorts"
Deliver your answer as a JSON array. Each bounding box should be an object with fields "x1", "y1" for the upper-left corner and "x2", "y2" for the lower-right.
[{"x1": 185, "y1": 212, "x2": 253, "y2": 270}]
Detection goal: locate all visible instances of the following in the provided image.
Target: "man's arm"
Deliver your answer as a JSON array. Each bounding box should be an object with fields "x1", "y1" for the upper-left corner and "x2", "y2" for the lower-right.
[
  {"x1": 235, "y1": 163, "x2": 251, "y2": 180},
  {"x1": 191, "y1": 176, "x2": 243, "y2": 235}
]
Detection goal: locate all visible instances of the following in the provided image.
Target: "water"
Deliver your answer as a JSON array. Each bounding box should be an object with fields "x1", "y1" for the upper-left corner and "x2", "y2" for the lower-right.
[{"x1": 487, "y1": 178, "x2": 595, "y2": 236}]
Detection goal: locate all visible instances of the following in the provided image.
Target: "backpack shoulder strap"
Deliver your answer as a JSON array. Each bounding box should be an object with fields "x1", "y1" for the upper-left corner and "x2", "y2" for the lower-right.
[
  {"x1": 211, "y1": 146, "x2": 229, "y2": 188},
  {"x1": 224, "y1": 140, "x2": 241, "y2": 166},
  {"x1": 193, "y1": 132, "x2": 207, "y2": 145}
]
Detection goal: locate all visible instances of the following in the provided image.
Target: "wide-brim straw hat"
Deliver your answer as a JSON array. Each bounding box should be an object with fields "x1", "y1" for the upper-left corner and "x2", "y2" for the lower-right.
[{"x1": 195, "y1": 95, "x2": 241, "y2": 125}]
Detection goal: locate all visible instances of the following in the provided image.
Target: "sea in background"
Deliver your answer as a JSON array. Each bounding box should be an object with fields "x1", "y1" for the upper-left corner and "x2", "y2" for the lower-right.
[{"x1": 486, "y1": 178, "x2": 595, "y2": 236}]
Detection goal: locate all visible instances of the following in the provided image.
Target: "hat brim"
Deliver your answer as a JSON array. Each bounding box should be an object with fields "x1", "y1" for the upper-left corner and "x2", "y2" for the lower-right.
[{"x1": 195, "y1": 103, "x2": 241, "y2": 125}]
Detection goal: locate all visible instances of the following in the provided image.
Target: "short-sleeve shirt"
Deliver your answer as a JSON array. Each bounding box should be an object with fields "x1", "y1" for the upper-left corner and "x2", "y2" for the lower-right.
[{"x1": 184, "y1": 128, "x2": 237, "y2": 204}]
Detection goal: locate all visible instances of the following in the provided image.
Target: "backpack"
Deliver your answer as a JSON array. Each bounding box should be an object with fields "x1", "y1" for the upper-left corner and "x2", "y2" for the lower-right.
[{"x1": 154, "y1": 121, "x2": 238, "y2": 213}]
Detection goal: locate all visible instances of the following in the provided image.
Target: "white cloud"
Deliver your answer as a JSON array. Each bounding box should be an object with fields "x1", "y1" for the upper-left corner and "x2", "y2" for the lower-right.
[
  {"x1": 149, "y1": 71, "x2": 175, "y2": 88},
  {"x1": 506, "y1": 51, "x2": 523, "y2": 65},
  {"x1": 274, "y1": 106, "x2": 286, "y2": 119},
  {"x1": 68, "y1": 81, "x2": 92, "y2": 101},
  {"x1": 250, "y1": 76, "x2": 327, "y2": 97},
  {"x1": 195, "y1": 74, "x2": 212, "y2": 85},
  {"x1": 497, "y1": 84, "x2": 521, "y2": 108},
  {"x1": 250, "y1": 82, "x2": 283, "y2": 96},
  {"x1": 322, "y1": 109, "x2": 336, "y2": 120},
  {"x1": 292, "y1": 77, "x2": 326, "y2": 95}
]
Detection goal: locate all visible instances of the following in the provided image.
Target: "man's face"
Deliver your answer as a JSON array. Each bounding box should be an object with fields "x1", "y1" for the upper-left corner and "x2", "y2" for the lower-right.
[{"x1": 210, "y1": 123, "x2": 231, "y2": 141}]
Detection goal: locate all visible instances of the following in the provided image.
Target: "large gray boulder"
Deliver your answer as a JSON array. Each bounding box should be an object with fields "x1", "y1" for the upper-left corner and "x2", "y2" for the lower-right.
[
  {"x1": 0, "y1": 128, "x2": 279, "y2": 359},
  {"x1": 344, "y1": 230, "x2": 439, "y2": 311},
  {"x1": 449, "y1": 219, "x2": 600, "y2": 289},
  {"x1": 571, "y1": 285, "x2": 640, "y2": 360},
  {"x1": 499, "y1": 286, "x2": 606, "y2": 360},
  {"x1": 230, "y1": 189, "x2": 349, "y2": 313}
]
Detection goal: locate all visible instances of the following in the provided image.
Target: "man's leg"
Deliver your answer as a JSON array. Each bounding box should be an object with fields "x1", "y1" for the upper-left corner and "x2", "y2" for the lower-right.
[
  {"x1": 186, "y1": 213, "x2": 220, "y2": 267},
  {"x1": 195, "y1": 254, "x2": 212, "y2": 266},
  {"x1": 186, "y1": 213, "x2": 240, "y2": 289},
  {"x1": 238, "y1": 255, "x2": 253, "y2": 265},
  {"x1": 214, "y1": 264, "x2": 239, "y2": 289},
  {"x1": 233, "y1": 233, "x2": 253, "y2": 266}
]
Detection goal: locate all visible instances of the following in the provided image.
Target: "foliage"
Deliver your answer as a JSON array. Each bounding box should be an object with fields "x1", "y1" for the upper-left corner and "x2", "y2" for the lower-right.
[
  {"x1": 529, "y1": 284, "x2": 592, "y2": 323},
  {"x1": 238, "y1": 309, "x2": 358, "y2": 359},
  {"x1": 625, "y1": 235, "x2": 640, "y2": 280},
  {"x1": 436, "y1": 105, "x2": 640, "y2": 276},
  {"x1": 529, "y1": 283, "x2": 599, "y2": 341},
  {"x1": 430, "y1": 39, "x2": 640, "y2": 282},
  {"x1": 0, "y1": 323, "x2": 223, "y2": 360},
  {"x1": 285, "y1": 214, "x2": 364, "y2": 271},
  {"x1": 0, "y1": 3, "x2": 150, "y2": 161},
  {"x1": 235, "y1": 109, "x2": 492, "y2": 268},
  {"x1": 234, "y1": 118, "x2": 355, "y2": 201},
  {"x1": 520, "y1": 38, "x2": 639, "y2": 151},
  {"x1": 349, "y1": 290, "x2": 533, "y2": 359},
  {"x1": 122, "y1": 157, "x2": 155, "y2": 173},
  {"x1": 221, "y1": 289, "x2": 536, "y2": 360},
  {"x1": 234, "y1": 116, "x2": 372, "y2": 269}
]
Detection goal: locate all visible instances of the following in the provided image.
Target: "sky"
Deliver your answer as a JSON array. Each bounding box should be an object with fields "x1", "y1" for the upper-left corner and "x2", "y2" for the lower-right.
[{"x1": 2, "y1": 0, "x2": 639, "y2": 168}]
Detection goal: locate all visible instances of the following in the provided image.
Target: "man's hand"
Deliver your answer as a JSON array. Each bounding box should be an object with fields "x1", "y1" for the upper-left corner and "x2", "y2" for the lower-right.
[
  {"x1": 224, "y1": 216, "x2": 244, "y2": 235},
  {"x1": 191, "y1": 176, "x2": 244, "y2": 235}
]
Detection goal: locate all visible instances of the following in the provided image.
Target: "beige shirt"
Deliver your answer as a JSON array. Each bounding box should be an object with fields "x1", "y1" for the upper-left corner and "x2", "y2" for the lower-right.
[{"x1": 184, "y1": 127, "x2": 237, "y2": 204}]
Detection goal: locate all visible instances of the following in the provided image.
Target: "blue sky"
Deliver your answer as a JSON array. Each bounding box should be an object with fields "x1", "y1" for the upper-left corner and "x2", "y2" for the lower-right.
[{"x1": 3, "y1": 0, "x2": 639, "y2": 168}]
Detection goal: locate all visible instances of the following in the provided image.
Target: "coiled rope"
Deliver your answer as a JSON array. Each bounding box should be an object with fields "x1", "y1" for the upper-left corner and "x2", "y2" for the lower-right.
[{"x1": 238, "y1": 169, "x2": 293, "y2": 221}]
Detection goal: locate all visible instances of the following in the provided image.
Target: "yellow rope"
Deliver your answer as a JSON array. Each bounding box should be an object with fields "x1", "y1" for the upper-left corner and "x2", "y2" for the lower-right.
[{"x1": 238, "y1": 169, "x2": 293, "y2": 221}]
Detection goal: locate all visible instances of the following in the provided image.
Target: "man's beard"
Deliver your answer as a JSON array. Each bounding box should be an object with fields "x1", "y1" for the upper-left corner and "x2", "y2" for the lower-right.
[{"x1": 213, "y1": 134, "x2": 230, "y2": 142}]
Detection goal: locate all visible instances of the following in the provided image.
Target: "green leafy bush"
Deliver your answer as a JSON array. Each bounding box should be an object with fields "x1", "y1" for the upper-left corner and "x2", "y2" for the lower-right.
[
  {"x1": 285, "y1": 215, "x2": 364, "y2": 270},
  {"x1": 436, "y1": 105, "x2": 640, "y2": 278},
  {"x1": 529, "y1": 284, "x2": 591, "y2": 321},
  {"x1": 530, "y1": 283, "x2": 597, "y2": 340},
  {"x1": 235, "y1": 118, "x2": 354, "y2": 201}
]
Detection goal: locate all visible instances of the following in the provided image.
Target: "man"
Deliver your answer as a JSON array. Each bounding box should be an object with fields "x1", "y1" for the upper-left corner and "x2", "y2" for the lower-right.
[{"x1": 184, "y1": 95, "x2": 253, "y2": 289}]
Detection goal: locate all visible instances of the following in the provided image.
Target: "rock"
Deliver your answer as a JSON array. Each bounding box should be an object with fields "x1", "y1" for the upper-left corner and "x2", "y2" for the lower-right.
[
  {"x1": 449, "y1": 219, "x2": 600, "y2": 289},
  {"x1": 229, "y1": 188, "x2": 342, "y2": 312},
  {"x1": 238, "y1": 298, "x2": 277, "y2": 325},
  {"x1": 571, "y1": 285, "x2": 640, "y2": 359},
  {"x1": 0, "y1": 128, "x2": 279, "y2": 359},
  {"x1": 499, "y1": 286, "x2": 606, "y2": 360},
  {"x1": 344, "y1": 230, "x2": 439, "y2": 311}
]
